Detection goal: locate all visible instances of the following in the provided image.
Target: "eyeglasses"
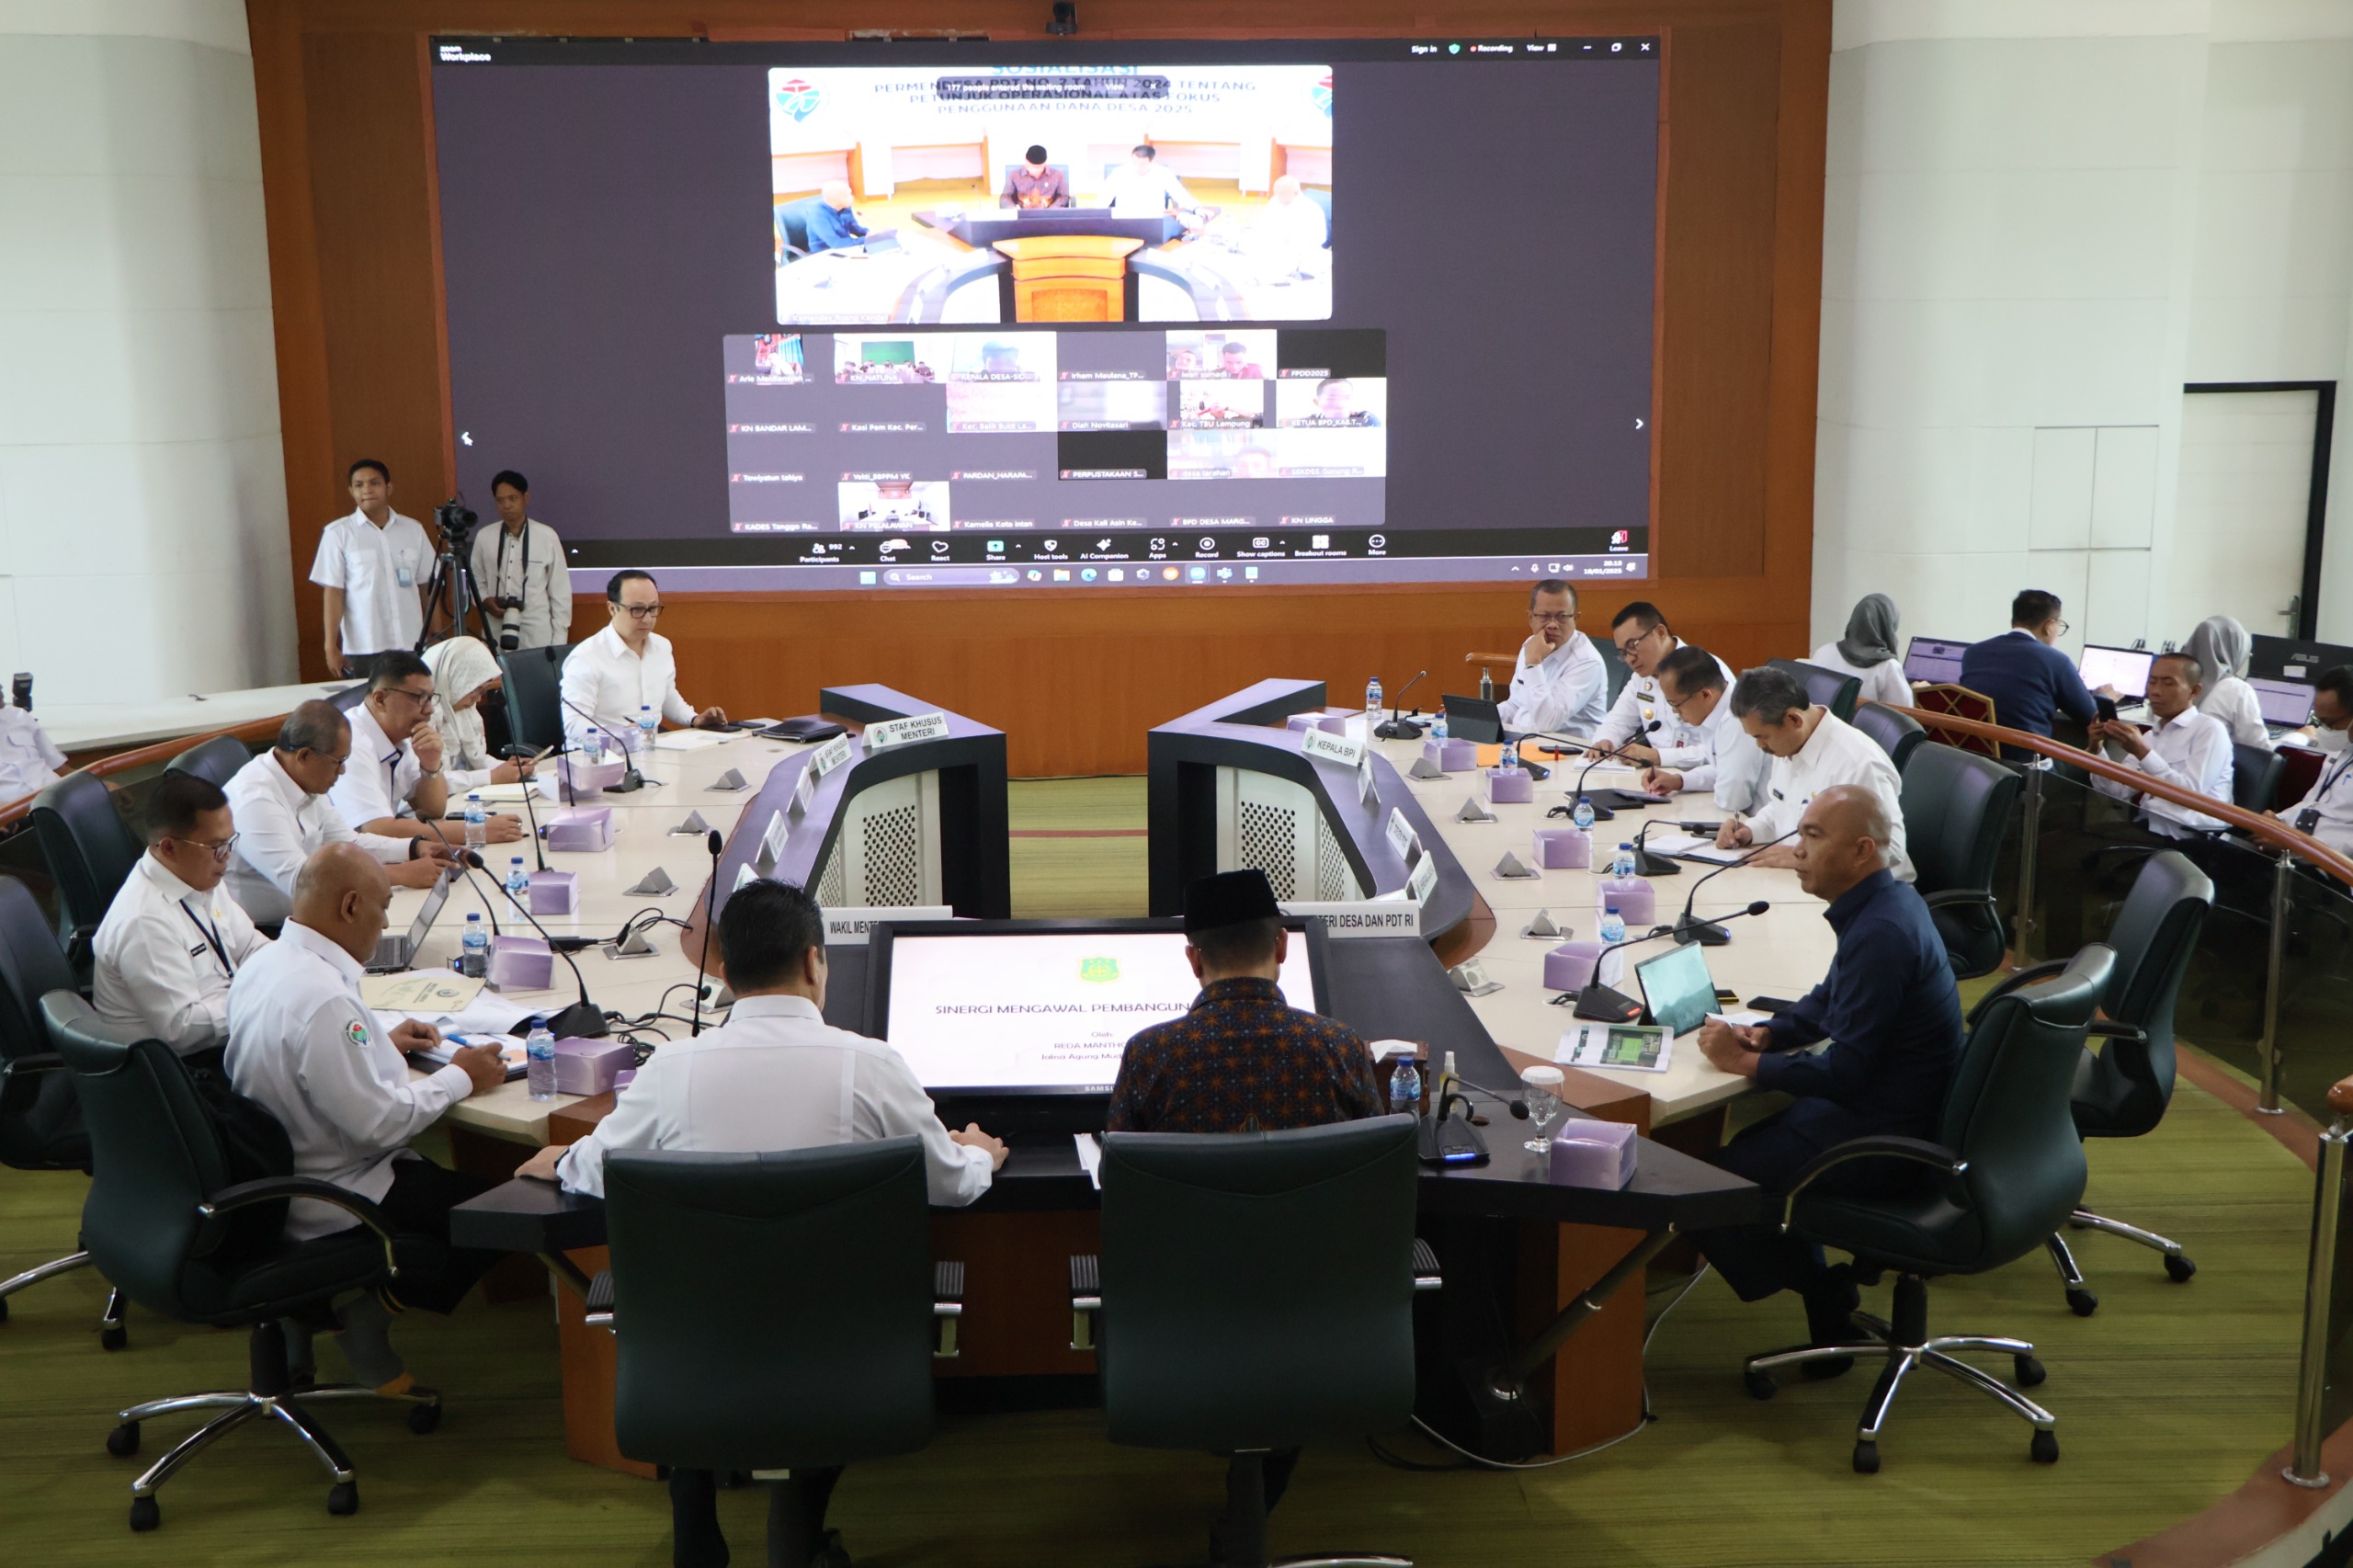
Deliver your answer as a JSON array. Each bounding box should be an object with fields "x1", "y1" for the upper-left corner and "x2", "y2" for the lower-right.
[
  {"x1": 170, "y1": 833, "x2": 240, "y2": 863},
  {"x1": 1529, "y1": 612, "x2": 1574, "y2": 626},
  {"x1": 619, "y1": 603, "x2": 665, "y2": 619},
  {"x1": 1616, "y1": 630, "x2": 1660, "y2": 662},
  {"x1": 382, "y1": 685, "x2": 435, "y2": 706}
]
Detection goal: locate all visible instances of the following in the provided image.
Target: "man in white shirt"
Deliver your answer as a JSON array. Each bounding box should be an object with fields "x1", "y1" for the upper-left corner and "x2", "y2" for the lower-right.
[
  {"x1": 470, "y1": 470, "x2": 573, "y2": 653},
  {"x1": 559, "y1": 570, "x2": 728, "y2": 751},
  {"x1": 2279, "y1": 667, "x2": 2353, "y2": 856},
  {"x1": 94, "y1": 770, "x2": 269, "y2": 1064},
  {"x1": 312, "y1": 459, "x2": 435, "y2": 676},
  {"x1": 1590, "y1": 600, "x2": 1732, "y2": 770},
  {"x1": 1243, "y1": 175, "x2": 1327, "y2": 278},
  {"x1": 0, "y1": 700, "x2": 66, "y2": 803},
  {"x1": 226, "y1": 843, "x2": 507, "y2": 1393},
  {"x1": 1642, "y1": 644, "x2": 1769, "y2": 817},
  {"x1": 1100, "y1": 143, "x2": 1214, "y2": 230},
  {"x1": 327, "y1": 651, "x2": 448, "y2": 841},
  {"x1": 1498, "y1": 579, "x2": 1607, "y2": 737},
  {"x1": 2087, "y1": 652, "x2": 2234, "y2": 839},
  {"x1": 1716, "y1": 665, "x2": 1914, "y2": 881},
  {"x1": 517, "y1": 877, "x2": 1004, "y2": 1568},
  {"x1": 224, "y1": 700, "x2": 455, "y2": 926}
]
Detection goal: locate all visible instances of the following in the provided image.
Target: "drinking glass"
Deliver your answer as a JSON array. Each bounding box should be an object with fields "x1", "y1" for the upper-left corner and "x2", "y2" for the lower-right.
[{"x1": 1519, "y1": 1064, "x2": 1565, "y2": 1155}]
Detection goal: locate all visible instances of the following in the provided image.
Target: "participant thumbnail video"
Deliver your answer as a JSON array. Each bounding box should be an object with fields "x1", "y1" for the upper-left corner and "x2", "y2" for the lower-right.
[
  {"x1": 750, "y1": 334, "x2": 804, "y2": 381},
  {"x1": 945, "y1": 334, "x2": 1056, "y2": 431},
  {"x1": 1272, "y1": 427, "x2": 1384, "y2": 477},
  {"x1": 839, "y1": 480, "x2": 951, "y2": 532},
  {"x1": 1058, "y1": 381, "x2": 1168, "y2": 431},
  {"x1": 834, "y1": 335, "x2": 944, "y2": 384},
  {"x1": 1168, "y1": 430, "x2": 1279, "y2": 480},
  {"x1": 1275, "y1": 376, "x2": 1383, "y2": 427},
  {"x1": 1173, "y1": 381, "x2": 1267, "y2": 429},
  {"x1": 1165, "y1": 331, "x2": 1276, "y2": 381}
]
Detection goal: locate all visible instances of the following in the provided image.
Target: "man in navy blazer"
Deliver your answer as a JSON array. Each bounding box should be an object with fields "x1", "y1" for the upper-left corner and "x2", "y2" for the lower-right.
[
  {"x1": 1693, "y1": 786, "x2": 1965, "y2": 1369},
  {"x1": 1958, "y1": 589, "x2": 2098, "y2": 749}
]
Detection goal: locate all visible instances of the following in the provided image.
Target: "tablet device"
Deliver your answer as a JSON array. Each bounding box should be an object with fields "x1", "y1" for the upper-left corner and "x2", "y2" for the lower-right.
[
  {"x1": 1440, "y1": 694, "x2": 1505, "y2": 744},
  {"x1": 2077, "y1": 644, "x2": 2153, "y2": 701},
  {"x1": 1634, "y1": 940, "x2": 1717, "y2": 1039}
]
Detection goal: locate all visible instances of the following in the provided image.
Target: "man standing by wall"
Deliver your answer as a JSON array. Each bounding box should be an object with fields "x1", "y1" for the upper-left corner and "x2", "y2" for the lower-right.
[
  {"x1": 470, "y1": 470, "x2": 572, "y2": 653},
  {"x1": 313, "y1": 460, "x2": 432, "y2": 676}
]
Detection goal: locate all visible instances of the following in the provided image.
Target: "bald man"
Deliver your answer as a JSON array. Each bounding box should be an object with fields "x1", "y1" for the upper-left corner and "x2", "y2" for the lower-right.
[
  {"x1": 1689, "y1": 786, "x2": 1964, "y2": 1368},
  {"x1": 804, "y1": 181, "x2": 869, "y2": 254},
  {"x1": 226, "y1": 844, "x2": 509, "y2": 1395}
]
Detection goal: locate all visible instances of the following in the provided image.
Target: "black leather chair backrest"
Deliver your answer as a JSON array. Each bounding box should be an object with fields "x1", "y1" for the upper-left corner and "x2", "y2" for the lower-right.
[
  {"x1": 497, "y1": 642, "x2": 575, "y2": 753},
  {"x1": 1853, "y1": 701, "x2": 1927, "y2": 774},
  {"x1": 605, "y1": 1140, "x2": 937, "y2": 1472},
  {"x1": 328, "y1": 683, "x2": 369, "y2": 714},
  {"x1": 28, "y1": 771, "x2": 142, "y2": 937},
  {"x1": 1590, "y1": 631, "x2": 1631, "y2": 708},
  {"x1": 2232, "y1": 742, "x2": 2286, "y2": 814},
  {"x1": 0, "y1": 878, "x2": 85, "y2": 1168},
  {"x1": 776, "y1": 195, "x2": 824, "y2": 256},
  {"x1": 1939, "y1": 946, "x2": 2112, "y2": 1266},
  {"x1": 2081, "y1": 851, "x2": 2213, "y2": 1133},
  {"x1": 1097, "y1": 1115, "x2": 1419, "y2": 1452},
  {"x1": 165, "y1": 733, "x2": 253, "y2": 790},
  {"x1": 1901, "y1": 743, "x2": 2019, "y2": 897},
  {"x1": 1769, "y1": 658, "x2": 1862, "y2": 722}
]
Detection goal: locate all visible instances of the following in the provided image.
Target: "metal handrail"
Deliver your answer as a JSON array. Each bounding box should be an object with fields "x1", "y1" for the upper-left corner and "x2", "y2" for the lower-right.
[{"x1": 2287, "y1": 1078, "x2": 2353, "y2": 1488}]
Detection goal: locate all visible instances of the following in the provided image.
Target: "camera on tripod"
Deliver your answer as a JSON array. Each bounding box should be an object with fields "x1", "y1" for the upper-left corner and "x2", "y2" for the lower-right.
[{"x1": 434, "y1": 497, "x2": 480, "y2": 551}]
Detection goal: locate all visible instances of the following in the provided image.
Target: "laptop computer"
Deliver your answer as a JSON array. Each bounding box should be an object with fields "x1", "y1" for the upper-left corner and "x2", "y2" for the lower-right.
[
  {"x1": 2251, "y1": 675, "x2": 2319, "y2": 737},
  {"x1": 1634, "y1": 941, "x2": 1721, "y2": 1039},
  {"x1": 365, "y1": 872, "x2": 452, "y2": 975},
  {"x1": 2077, "y1": 644, "x2": 2154, "y2": 702},
  {"x1": 1902, "y1": 636, "x2": 1970, "y2": 685}
]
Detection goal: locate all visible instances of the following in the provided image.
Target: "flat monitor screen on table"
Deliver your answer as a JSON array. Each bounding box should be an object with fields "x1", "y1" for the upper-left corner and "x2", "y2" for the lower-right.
[
  {"x1": 876, "y1": 924, "x2": 1321, "y2": 1095},
  {"x1": 1903, "y1": 637, "x2": 1968, "y2": 685},
  {"x1": 2252, "y1": 676, "x2": 2318, "y2": 728},
  {"x1": 2077, "y1": 645, "x2": 2153, "y2": 700}
]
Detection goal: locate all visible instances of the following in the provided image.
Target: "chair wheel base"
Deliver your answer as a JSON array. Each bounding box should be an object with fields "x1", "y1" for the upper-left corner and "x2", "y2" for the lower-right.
[
  {"x1": 2031, "y1": 1429, "x2": 2060, "y2": 1464},
  {"x1": 2065, "y1": 1287, "x2": 2098, "y2": 1317},
  {"x1": 326, "y1": 1481, "x2": 359, "y2": 1517},
  {"x1": 99, "y1": 1324, "x2": 127, "y2": 1351},
  {"x1": 129, "y1": 1495, "x2": 159, "y2": 1532},
  {"x1": 2014, "y1": 1355, "x2": 2046, "y2": 1389},
  {"x1": 106, "y1": 1422, "x2": 140, "y2": 1458},
  {"x1": 406, "y1": 1400, "x2": 440, "y2": 1436},
  {"x1": 1853, "y1": 1440, "x2": 1881, "y2": 1474},
  {"x1": 2165, "y1": 1255, "x2": 2198, "y2": 1283},
  {"x1": 1744, "y1": 1369, "x2": 1778, "y2": 1401}
]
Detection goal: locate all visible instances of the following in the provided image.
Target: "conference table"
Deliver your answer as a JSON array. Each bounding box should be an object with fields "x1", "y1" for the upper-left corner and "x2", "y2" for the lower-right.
[{"x1": 407, "y1": 681, "x2": 1846, "y2": 1468}]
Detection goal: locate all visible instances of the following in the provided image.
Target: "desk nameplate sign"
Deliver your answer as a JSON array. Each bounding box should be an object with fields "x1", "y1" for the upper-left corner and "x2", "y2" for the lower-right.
[
  {"x1": 863, "y1": 711, "x2": 950, "y2": 751},
  {"x1": 759, "y1": 811, "x2": 790, "y2": 870},
  {"x1": 733, "y1": 862, "x2": 763, "y2": 892},
  {"x1": 1406, "y1": 854, "x2": 1439, "y2": 903},
  {"x1": 1358, "y1": 756, "x2": 1378, "y2": 806},
  {"x1": 809, "y1": 733, "x2": 856, "y2": 777},
  {"x1": 1279, "y1": 900, "x2": 1424, "y2": 938},
  {"x1": 790, "y1": 764, "x2": 817, "y2": 815},
  {"x1": 1384, "y1": 807, "x2": 1421, "y2": 866},
  {"x1": 1300, "y1": 727, "x2": 1366, "y2": 769},
  {"x1": 824, "y1": 905, "x2": 955, "y2": 945}
]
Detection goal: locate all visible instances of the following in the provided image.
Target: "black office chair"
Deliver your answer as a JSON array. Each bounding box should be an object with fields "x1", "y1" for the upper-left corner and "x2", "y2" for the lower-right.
[
  {"x1": 1901, "y1": 744, "x2": 2022, "y2": 979},
  {"x1": 1769, "y1": 658, "x2": 1863, "y2": 722},
  {"x1": 28, "y1": 770, "x2": 142, "y2": 952},
  {"x1": 588, "y1": 1141, "x2": 962, "y2": 1568},
  {"x1": 2232, "y1": 742, "x2": 2286, "y2": 814},
  {"x1": 45, "y1": 994, "x2": 442, "y2": 1532},
  {"x1": 1074, "y1": 1116, "x2": 1423, "y2": 1568},
  {"x1": 164, "y1": 734, "x2": 251, "y2": 790},
  {"x1": 1969, "y1": 852, "x2": 2214, "y2": 1315},
  {"x1": 0, "y1": 876, "x2": 125, "y2": 1346},
  {"x1": 775, "y1": 194, "x2": 827, "y2": 260},
  {"x1": 496, "y1": 642, "x2": 575, "y2": 753},
  {"x1": 1742, "y1": 945, "x2": 2114, "y2": 1473},
  {"x1": 328, "y1": 684, "x2": 369, "y2": 715},
  {"x1": 1852, "y1": 701, "x2": 1927, "y2": 775},
  {"x1": 1591, "y1": 631, "x2": 1631, "y2": 708}
]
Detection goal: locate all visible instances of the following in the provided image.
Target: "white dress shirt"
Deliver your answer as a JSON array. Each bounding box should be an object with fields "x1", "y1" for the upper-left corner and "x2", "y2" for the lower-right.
[
  {"x1": 1742, "y1": 709, "x2": 1914, "y2": 881},
  {"x1": 555, "y1": 993, "x2": 993, "y2": 1206},
  {"x1": 1102, "y1": 162, "x2": 1200, "y2": 217},
  {"x1": 470, "y1": 519, "x2": 574, "y2": 652},
  {"x1": 2094, "y1": 706, "x2": 2234, "y2": 836},
  {"x1": 327, "y1": 703, "x2": 429, "y2": 832},
  {"x1": 0, "y1": 704, "x2": 65, "y2": 802},
  {"x1": 1807, "y1": 641, "x2": 1913, "y2": 710},
  {"x1": 1499, "y1": 635, "x2": 1608, "y2": 737},
  {"x1": 225, "y1": 921, "x2": 473, "y2": 1241},
  {"x1": 560, "y1": 625, "x2": 696, "y2": 750},
  {"x1": 310, "y1": 509, "x2": 433, "y2": 657},
  {"x1": 1246, "y1": 195, "x2": 1328, "y2": 271},
  {"x1": 2285, "y1": 743, "x2": 2353, "y2": 857},
  {"x1": 94, "y1": 854, "x2": 270, "y2": 1056},
  {"x1": 1593, "y1": 640, "x2": 1733, "y2": 771},
  {"x1": 223, "y1": 751, "x2": 413, "y2": 925},
  {"x1": 1673, "y1": 687, "x2": 1770, "y2": 817},
  {"x1": 2195, "y1": 676, "x2": 2271, "y2": 750}
]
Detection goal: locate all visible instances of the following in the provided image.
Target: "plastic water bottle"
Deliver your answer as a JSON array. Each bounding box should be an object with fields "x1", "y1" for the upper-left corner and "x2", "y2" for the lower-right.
[
  {"x1": 463, "y1": 793, "x2": 487, "y2": 850},
  {"x1": 506, "y1": 857, "x2": 530, "y2": 905},
  {"x1": 460, "y1": 913, "x2": 488, "y2": 979},
  {"x1": 1573, "y1": 797, "x2": 1596, "y2": 832},
  {"x1": 525, "y1": 1017, "x2": 557, "y2": 1103},
  {"x1": 1600, "y1": 908, "x2": 1627, "y2": 947},
  {"x1": 1613, "y1": 843, "x2": 1636, "y2": 881},
  {"x1": 636, "y1": 703, "x2": 658, "y2": 753},
  {"x1": 1498, "y1": 740, "x2": 1518, "y2": 774},
  {"x1": 1430, "y1": 710, "x2": 1449, "y2": 741},
  {"x1": 586, "y1": 730, "x2": 608, "y2": 764},
  {"x1": 1388, "y1": 1055, "x2": 1423, "y2": 1118},
  {"x1": 1365, "y1": 676, "x2": 1383, "y2": 725}
]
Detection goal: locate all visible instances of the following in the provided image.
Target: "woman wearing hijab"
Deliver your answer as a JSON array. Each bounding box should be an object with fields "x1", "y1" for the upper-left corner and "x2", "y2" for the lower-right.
[
  {"x1": 422, "y1": 636, "x2": 526, "y2": 793},
  {"x1": 2181, "y1": 614, "x2": 2269, "y2": 748},
  {"x1": 1810, "y1": 593, "x2": 1912, "y2": 710}
]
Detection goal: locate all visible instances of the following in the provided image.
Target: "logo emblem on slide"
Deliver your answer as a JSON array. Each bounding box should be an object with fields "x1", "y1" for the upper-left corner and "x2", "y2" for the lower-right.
[
  {"x1": 775, "y1": 77, "x2": 824, "y2": 121},
  {"x1": 1078, "y1": 957, "x2": 1120, "y2": 983},
  {"x1": 1313, "y1": 73, "x2": 1333, "y2": 118}
]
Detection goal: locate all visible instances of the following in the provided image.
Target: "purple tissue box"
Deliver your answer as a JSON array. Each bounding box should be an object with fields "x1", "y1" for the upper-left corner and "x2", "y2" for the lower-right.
[
  {"x1": 545, "y1": 754, "x2": 627, "y2": 799},
  {"x1": 553, "y1": 1037, "x2": 634, "y2": 1096},
  {"x1": 1532, "y1": 827, "x2": 1591, "y2": 869},
  {"x1": 486, "y1": 934, "x2": 552, "y2": 992},
  {"x1": 1544, "y1": 939, "x2": 1605, "y2": 992},
  {"x1": 1285, "y1": 711, "x2": 1348, "y2": 736},
  {"x1": 527, "y1": 871, "x2": 578, "y2": 917},
  {"x1": 1424, "y1": 738, "x2": 1478, "y2": 772},
  {"x1": 547, "y1": 807, "x2": 614, "y2": 853},
  {"x1": 1597, "y1": 876, "x2": 1656, "y2": 926},
  {"x1": 1485, "y1": 767, "x2": 1534, "y2": 804},
  {"x1": 1550, "y1": 1119, "x2": 1638, "y2": 1188}
]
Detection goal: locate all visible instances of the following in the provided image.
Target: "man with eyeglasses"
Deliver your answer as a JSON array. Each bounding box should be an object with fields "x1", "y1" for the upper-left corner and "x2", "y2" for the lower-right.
[
  {"x1": 225, "y1": 700, "x2": 455, "y2": 926},
  {"x1": 327, "y1": 650, "x2": 520, "y2": 847},
  {"x1": 2279, "y1": 667, "x2": 2353, "y2": 855},
  {"x1": 95, "y1": 770, "x2": 271, "y2": 1066},
  {"x1": 560, "y1": 569, "x2": 729, "y2": 753},
  {"x1": 1498, "y1": 579, "x2": 1608, "y2": 736},
  {"x1": 1587, "y1": 601, "x2": 1732, "y2": 768},
  {"x1": 1957, "y1": 588, "x2": 2097, "y2": 755}
]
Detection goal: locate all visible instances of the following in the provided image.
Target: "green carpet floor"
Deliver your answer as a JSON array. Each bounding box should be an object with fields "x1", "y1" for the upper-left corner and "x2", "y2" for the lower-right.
[{"x1": 0, "y1": 779, "x2": 2315, "y2": 1565}]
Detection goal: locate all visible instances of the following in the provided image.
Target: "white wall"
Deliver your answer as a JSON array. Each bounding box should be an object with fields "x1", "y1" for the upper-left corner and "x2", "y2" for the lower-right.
[
  {"x1": 0, "y1": 0, "x2": 293, "y2": 707},
  {"x1": 1816, "y1": 0, "x2": 2353, "y2": 656}
]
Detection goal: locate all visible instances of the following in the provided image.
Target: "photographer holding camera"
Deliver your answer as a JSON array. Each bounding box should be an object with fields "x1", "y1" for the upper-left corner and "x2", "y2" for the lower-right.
[{"x1": 469, "y1": 470, "x2": 572, "y2": 653}]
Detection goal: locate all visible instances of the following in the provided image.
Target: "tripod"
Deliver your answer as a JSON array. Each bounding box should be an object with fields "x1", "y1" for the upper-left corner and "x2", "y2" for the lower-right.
[{"x1": 415, "y1": 506, "x2": 493, "y2": 652}]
